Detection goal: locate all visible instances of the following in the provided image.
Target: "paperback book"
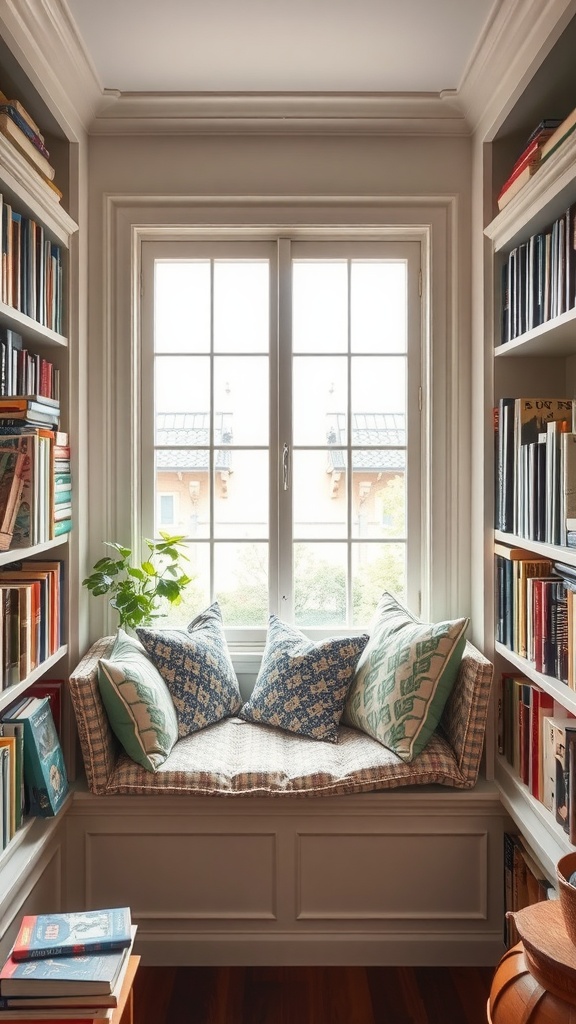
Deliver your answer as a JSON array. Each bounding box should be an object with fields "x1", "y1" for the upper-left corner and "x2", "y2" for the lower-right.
[{"x1": 11, "y1": 908, "x2": 132, "y2": 962}]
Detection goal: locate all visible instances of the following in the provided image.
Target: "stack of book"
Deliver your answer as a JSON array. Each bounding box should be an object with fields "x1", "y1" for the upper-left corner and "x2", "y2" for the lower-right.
[
  {"x1": 497, "y1": 118, "x2": 563, "y2": 211},
  {"x1": 0, "y1": 908, "x2": 136, "y2": 1021},
  {"x1": 0, "y1": 91, "x2": 61, "y2": 203},
  {"x1": 52, "y1": 433, "x2": 71, "y2": 539}
]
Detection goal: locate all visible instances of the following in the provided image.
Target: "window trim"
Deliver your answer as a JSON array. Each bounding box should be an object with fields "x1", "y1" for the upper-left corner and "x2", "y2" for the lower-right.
[{"x1": 92, "y1": 196, "x2": 467, "y2": 644}]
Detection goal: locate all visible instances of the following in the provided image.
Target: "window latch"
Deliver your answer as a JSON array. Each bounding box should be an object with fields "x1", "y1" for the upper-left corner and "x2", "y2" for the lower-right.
[{"x1": 282, "y1": 443, "x2": 290, "y2": 490}]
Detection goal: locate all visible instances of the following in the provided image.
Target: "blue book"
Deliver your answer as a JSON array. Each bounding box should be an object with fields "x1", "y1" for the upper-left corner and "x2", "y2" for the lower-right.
[
  {"x1": 10, "y1": 907, "x2": 133, "y2": 963},
  {"x1": 0, "y1": 925, "x2": 135, "y2": 994}
]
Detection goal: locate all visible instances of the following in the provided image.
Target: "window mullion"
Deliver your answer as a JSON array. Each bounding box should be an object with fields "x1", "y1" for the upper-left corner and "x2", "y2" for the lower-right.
[{"x1": 276, "y1": 237, "x2": 293, "y2": 620}]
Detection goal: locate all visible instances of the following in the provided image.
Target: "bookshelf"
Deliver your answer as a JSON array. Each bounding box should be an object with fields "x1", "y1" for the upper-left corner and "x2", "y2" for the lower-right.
[
  {"x1": 485, "y1": 23, "x2": 576, "y2": 882},
  {"x1": 0, "y1": 68, "x2": 78, "y2": 859}
]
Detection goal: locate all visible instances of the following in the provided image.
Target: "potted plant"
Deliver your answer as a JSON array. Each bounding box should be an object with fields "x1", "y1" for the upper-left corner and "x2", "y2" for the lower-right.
[{"x1": 82, "y1": 531, "x2": 194, "y2": 631}]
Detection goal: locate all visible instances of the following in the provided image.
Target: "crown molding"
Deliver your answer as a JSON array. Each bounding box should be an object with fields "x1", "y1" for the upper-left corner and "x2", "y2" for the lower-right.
[
  {"x1": 88, "y1": 89, "x2": 468, "y2": 136},
  {"x1": 458, "y1": 0, "x2": 576, "y2": 139}
]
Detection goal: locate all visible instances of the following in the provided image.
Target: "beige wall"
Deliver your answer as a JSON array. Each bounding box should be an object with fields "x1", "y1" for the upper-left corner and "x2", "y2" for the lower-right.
[{"x1": 87, "y1": 132, "x2": 471, "y2": 197}]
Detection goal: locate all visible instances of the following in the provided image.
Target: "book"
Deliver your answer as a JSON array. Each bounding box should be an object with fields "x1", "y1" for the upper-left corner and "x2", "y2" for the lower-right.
[
  {"x1": 2, "y1": 697, "x2": 68, "y2": 818},
  {"x1": 497, "y1": 161, "x2": 541, "y2": 210},
  {"x1": 540, "y1": 104, "x2": 576, "y2": 162},
  {"x1": 0, "y1": 106, "x2": 49, "y2": 160},
  {"x1": 0, "y1": 114, "x2": 55, "y2": 182},
  {"x1": 26, "y1": 680, "x2": 63, "y2": 738},
  {"x1": 0, "y1": 720, "x2": 24, "y2": 832},
  {"x1": 0, "y1": 926, "x2": 137, "y2": 997},
  {"x1": 0, "y1": 956, "x2": 139, "y2": 1021},
  {"x1": 11, "y1": 908, "x2": 132, "y2": 962},
  {"x1": 0, "y1": 93, "x2": 43, "y2": 141},
  {"x1": 0, "y1": 436, "x2": 28, "y2": 550}
]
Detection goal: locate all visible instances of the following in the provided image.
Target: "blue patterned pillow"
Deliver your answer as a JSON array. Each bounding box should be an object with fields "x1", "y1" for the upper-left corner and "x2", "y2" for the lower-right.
[
  {"x1": 239, "y1": 616, "x2": 369, "y2": 743},
  {"x1": 137, "y1": 603, "x2": 241, "y2": 738}
]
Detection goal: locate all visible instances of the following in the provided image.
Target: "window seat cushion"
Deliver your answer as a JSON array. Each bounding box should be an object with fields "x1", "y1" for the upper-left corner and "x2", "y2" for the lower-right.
[
  {"x1": 69, "y1": 635, "x2": 493, "y2": 797},
  {"x1": 103, "y1": 716, "x2": 465, "y2": 796}
]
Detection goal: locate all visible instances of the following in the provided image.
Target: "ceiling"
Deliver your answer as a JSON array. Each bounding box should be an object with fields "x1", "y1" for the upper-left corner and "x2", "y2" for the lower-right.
[{"x1": 64, "y1": 0, "x2": 498, "y2": 96}]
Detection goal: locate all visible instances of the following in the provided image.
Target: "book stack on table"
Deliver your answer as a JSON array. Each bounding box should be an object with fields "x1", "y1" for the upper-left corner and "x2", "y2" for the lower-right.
[{"x1": 0, "y1": 908, "x2": 137, "y2": 1022}]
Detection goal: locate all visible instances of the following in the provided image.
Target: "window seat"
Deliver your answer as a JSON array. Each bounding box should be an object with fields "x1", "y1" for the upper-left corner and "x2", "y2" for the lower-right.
[
  {"x1": 64, "y1": 635, "x2": 506, "y2": 967},
  {"x1": 69, "y1": 636, "x2": 493, "y2": 797}
]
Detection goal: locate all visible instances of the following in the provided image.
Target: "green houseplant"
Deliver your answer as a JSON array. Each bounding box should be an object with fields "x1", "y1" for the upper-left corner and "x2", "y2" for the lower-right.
[{"x1": 82, "y1": 532, "x2": 193, "y2": 631}]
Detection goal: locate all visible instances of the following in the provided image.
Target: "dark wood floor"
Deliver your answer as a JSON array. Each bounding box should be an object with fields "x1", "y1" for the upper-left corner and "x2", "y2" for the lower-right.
[{"x1": 133, "y1": 965, "x2": 494, "y2": 1024}]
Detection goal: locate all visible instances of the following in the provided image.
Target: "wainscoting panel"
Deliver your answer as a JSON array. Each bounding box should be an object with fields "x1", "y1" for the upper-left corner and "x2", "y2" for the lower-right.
[
  {"x1": 297, "y1": 831, "x2": 487, "y2": 919},
  {"x1": 65, "y1": 787, "x2": 509, "y2": 966}
]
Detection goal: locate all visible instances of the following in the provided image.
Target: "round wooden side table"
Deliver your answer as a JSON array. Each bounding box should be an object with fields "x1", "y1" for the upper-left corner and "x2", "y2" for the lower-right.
[{"x1": 488, "y1": 901, "x2": 576, "y2": 1022}]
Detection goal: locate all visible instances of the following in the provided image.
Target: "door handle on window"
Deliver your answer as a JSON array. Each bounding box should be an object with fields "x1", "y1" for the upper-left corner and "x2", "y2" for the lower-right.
[{"x1": 282, "y1": 443, "x2": 290, "y2": 490}]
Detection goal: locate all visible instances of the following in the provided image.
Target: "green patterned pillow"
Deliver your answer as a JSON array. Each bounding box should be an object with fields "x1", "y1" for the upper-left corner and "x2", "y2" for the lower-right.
[
  {"x1": 137, "y1": 602, "x2": 242, "y2": 737},
  {"x1": 343, "y1": 592, "x2": 469, "y2": 762},
  {"x1": 239, "y1": 615, "x2": 368, "y2": 743},
  {"x1": 98, "y1": 628, "x2": 179, "y2": 772}
]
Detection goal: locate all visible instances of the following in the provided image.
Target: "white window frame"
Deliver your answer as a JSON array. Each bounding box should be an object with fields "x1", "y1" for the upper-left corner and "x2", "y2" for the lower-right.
[
  {"x1": 90, "y1": 196, "x2": 468, "y2": 644},
  {"x1": 139, "y1": 235, "x2": 421, "y2": 640}
]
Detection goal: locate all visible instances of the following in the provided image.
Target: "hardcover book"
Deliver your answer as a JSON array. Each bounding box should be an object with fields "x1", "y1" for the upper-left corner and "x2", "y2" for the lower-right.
[{"x1": 11, "y1": 908, "x2": 132, "y2": 962}]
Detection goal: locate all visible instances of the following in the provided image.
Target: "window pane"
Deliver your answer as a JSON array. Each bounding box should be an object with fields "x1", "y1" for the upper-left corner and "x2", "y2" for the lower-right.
[
  {"x1": 155, "y1": 452, "x2": 210, "y2": 538},
  {"x1": 155, "y1": 262, "x2": 210, "y2": 353},
  {"x1": 215, "y1": 451, "x2": 268, "y2": 539},
  {"x1": 293, "y1": 449, "x2": 347, "y2": 539},
  {"x1": 155, "y1": 356, "x2": 210, "y2": 423},
  {"x1": 351, "y1": 261, "x2": 407, "y2": 353},
  {"x1": 215, "y1": 543, "x2": 268, "y2": 625},
  {"x1": 352, "y1": 542, "x2": 406, "y2": 625},
  {"x1": 214, "y1": 355, "x2": 268, "y2": 445},
  {"x1": 214, "y1": 261, "x2": 269, "y2": 352},
  {"x1": 162, "y1": 542, "x2": 210, "y2": 627},
  {"x1": 352, "y1": 457, "x2": 406, "y2": 539},
  {"x1": 293, "y1": 356, "x2": 347, "y2": 445},
  {"x1": 292, "y1": 261, "x2": 348, "y2": 353},
  {"x1": 351, "y1": 356, "x2": 406, "y2": 423},
  {"x1": 294, "y1": 543, "x2": 347, "y2": 627}
]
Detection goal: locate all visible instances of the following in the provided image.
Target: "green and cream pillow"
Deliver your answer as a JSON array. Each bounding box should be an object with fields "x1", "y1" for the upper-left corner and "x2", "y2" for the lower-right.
[
  {"x1": 343, "y1": 592, "x2": 468, "y2": 762},
  {"x1": 98, "y1": 628, "x2": 179, "y2": 772}
]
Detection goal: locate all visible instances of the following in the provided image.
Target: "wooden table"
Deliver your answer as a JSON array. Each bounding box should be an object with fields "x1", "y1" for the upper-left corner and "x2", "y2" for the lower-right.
[{"x1": 110, "y1": 955, "x2": 140, "y2": 1024}]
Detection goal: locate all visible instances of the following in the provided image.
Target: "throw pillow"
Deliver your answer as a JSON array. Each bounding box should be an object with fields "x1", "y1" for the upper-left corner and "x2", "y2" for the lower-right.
[
  {"x1": 342, "y1": 591, "x2": 469, "y2": 762},
  {"x1": 98, "y1": 627, "x2": 179, "y2": 772},
  {"x1": 137, "y1": 602, "x2": 241, "y2": 737},
  {"x1": 239, "y1": 615, "x2": 368, "y2": 743}
]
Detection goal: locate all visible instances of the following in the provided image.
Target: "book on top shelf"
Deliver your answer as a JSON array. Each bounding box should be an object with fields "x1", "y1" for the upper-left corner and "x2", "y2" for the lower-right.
[
  {"x1": 0, "y1": 106, "x2": 50, "y2": 160},
  {"x1": 0, "y1": 91, "x2": 44, "y2": 142},
  {"x1": 10, "y1": 909, "x2": 132, "y2": 963},
  {"x1": 0, "y1": 926, "x2": 137, "y2": 999},
  {"x1": 0, "y1": 113, "x2": 55, "y2": 182},
  {"x1": 540, "y1": 104, "x2": 576, "y2": 162}
]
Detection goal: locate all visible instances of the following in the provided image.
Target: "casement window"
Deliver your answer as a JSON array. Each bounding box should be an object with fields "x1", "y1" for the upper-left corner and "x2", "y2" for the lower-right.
[{"x1": 140, "y1": 237, "x2": 422, "y2": 638}]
